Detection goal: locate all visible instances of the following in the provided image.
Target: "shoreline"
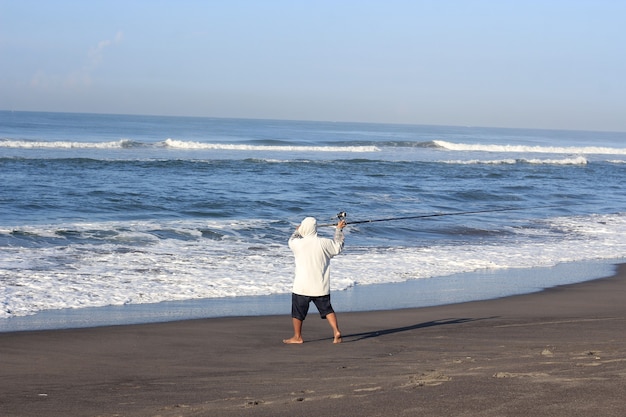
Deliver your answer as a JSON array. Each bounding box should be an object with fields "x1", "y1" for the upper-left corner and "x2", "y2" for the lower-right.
[
  {"x1": 1, "y1": 262, "x2": 625, "y2": 416},
  {"x1": 0, "y1": 258, "x2": 620, "y2": 333}
]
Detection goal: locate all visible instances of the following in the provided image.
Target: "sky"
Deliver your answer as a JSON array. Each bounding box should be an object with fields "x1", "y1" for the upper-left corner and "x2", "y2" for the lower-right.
[{"x1": 1, "y1": 0, "x2": 625, "y2": 132}]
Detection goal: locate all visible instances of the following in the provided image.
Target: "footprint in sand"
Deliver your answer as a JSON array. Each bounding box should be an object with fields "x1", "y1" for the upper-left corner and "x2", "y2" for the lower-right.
[
  {"x1": 403, "y1": 371, "x2": 451, "y2": 388},
  {"x1": 493, "y1": 372, "x2": 550, "y2": 379}
]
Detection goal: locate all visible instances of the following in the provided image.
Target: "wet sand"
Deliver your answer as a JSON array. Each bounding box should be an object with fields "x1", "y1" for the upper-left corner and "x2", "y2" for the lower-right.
[{"x1": 2, "y1": 265, "x2": 625, "y2": 416}]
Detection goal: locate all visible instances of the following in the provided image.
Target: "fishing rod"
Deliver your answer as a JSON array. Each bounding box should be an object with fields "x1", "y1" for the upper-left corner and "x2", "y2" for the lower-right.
[{"x1": 318, "y1": 205, "x2": 560, "y2": 227}]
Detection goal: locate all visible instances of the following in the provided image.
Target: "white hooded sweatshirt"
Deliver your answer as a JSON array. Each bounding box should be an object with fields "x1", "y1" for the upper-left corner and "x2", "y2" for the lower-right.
[{"x1": 288, "y1": 217, "x2": 345, "y2": 297}]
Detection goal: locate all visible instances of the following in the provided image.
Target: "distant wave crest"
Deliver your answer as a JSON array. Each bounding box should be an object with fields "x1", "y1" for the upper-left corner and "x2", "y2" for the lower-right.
[
  {"x1": 434, "y1": 140, "x2": 626, "y2": 155},
  {"x1": 0, "y1": 139, "x2": 137, "y2": 149},
  {"x1": 441, "y1": 156, "x2": 588, "y2": 165},
  {"x1": 162, "y1": 138, "x2": 379, "y2": 152},
  {"x1": 0, "y1": 138, "x2": 380, "y2": 152}
]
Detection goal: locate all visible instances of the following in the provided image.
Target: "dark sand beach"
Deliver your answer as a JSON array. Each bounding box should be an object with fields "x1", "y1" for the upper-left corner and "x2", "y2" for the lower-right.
[{"x1": 2, "y1": 265, "x2": 626, "y2": 417}]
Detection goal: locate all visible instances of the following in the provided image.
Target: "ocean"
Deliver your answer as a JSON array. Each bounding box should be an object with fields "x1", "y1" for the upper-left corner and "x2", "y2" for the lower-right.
[{"x1": 2, "y1": 111, "x2": 626, "y2": 331}]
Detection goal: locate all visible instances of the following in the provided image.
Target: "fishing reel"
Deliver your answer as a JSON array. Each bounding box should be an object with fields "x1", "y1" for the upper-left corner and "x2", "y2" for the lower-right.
[{"x1": 319, "y1": 212, "x2": 348, "y2": 227}]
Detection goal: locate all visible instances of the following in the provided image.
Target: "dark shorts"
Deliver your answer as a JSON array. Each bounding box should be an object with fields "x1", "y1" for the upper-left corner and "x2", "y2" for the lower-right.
[{"x1": 291, "y1": 293, "x2": 335, "y2": 321}]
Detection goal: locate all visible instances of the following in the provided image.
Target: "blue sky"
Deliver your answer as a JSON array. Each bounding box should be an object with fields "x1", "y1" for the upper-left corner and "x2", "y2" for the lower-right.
[{"x1": 1, "y1": 0, "x2": 625, "y2": 131}]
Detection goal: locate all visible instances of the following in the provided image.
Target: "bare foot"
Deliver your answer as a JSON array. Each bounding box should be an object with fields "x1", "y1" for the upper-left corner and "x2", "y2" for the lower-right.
[
  {"x1": 333, "y1": 333, "x2": 342, "y2": 344},
  {"x1": 283, "y1": 337, "x2": 303, "y2": 344}
]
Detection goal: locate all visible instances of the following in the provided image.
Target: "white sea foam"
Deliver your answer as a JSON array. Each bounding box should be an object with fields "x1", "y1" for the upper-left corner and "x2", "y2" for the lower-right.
[
  {"x1": 2, "y1": 213, "x2": 626, "y2": 319},
  {"x1": 5, "y1": 137, "x2": 624, "y2": 158},
  {"x1": 434, "y1": 140, "x2": 626, "y2": 155},
  {"x1": 441, "y1": 156, "x2": 588, "y2": 165},
  {"x1": 0, "y1": 138, "x2": 380, "y2": 152},
  {"x1": 162, "y1": 138, "x2": 379, "y2": 152},
  {"x1": 0, "y1": 139, "x2": 134, "y2": 149}
]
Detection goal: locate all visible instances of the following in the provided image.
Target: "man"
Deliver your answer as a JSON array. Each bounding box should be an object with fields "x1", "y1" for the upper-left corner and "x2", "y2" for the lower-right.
[{"x1": 283, "y1": 216, "x2": 346, "y2": 344}]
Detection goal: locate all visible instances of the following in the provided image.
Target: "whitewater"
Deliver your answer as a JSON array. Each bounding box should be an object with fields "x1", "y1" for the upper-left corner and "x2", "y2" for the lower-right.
[{"x1": 1, "y1": 111, "x2": 626, "y2": 328}]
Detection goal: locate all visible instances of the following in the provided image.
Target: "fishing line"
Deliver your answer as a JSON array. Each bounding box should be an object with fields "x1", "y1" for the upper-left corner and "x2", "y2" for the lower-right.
[{"x1": 318, "y1": 205, "x2": 562, "y2": 227}]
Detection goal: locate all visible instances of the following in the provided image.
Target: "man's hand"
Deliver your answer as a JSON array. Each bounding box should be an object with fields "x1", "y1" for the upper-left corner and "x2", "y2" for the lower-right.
[{"x1": 337, "y1": 220, "x2": 347, "y2": 229}]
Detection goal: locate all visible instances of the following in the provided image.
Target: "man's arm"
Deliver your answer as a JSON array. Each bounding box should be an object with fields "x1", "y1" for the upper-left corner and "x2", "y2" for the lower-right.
[
  {"x1": 333, "y1": 220, "x2": 346, "y2": 248},
  {"x1": 289, "y1": 225, "x2": 302, "y2": 242}
]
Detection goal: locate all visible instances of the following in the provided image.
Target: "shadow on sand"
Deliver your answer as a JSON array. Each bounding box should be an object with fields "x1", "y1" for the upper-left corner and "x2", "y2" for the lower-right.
[{"x1": 333, "y1": 317, "x2": 497, "y2": 343}]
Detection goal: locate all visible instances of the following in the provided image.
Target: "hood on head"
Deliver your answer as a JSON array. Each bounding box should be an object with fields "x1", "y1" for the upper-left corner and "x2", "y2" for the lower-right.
[{"x1": 299, "y1": 217, "x2": 317, "y2": 237}]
